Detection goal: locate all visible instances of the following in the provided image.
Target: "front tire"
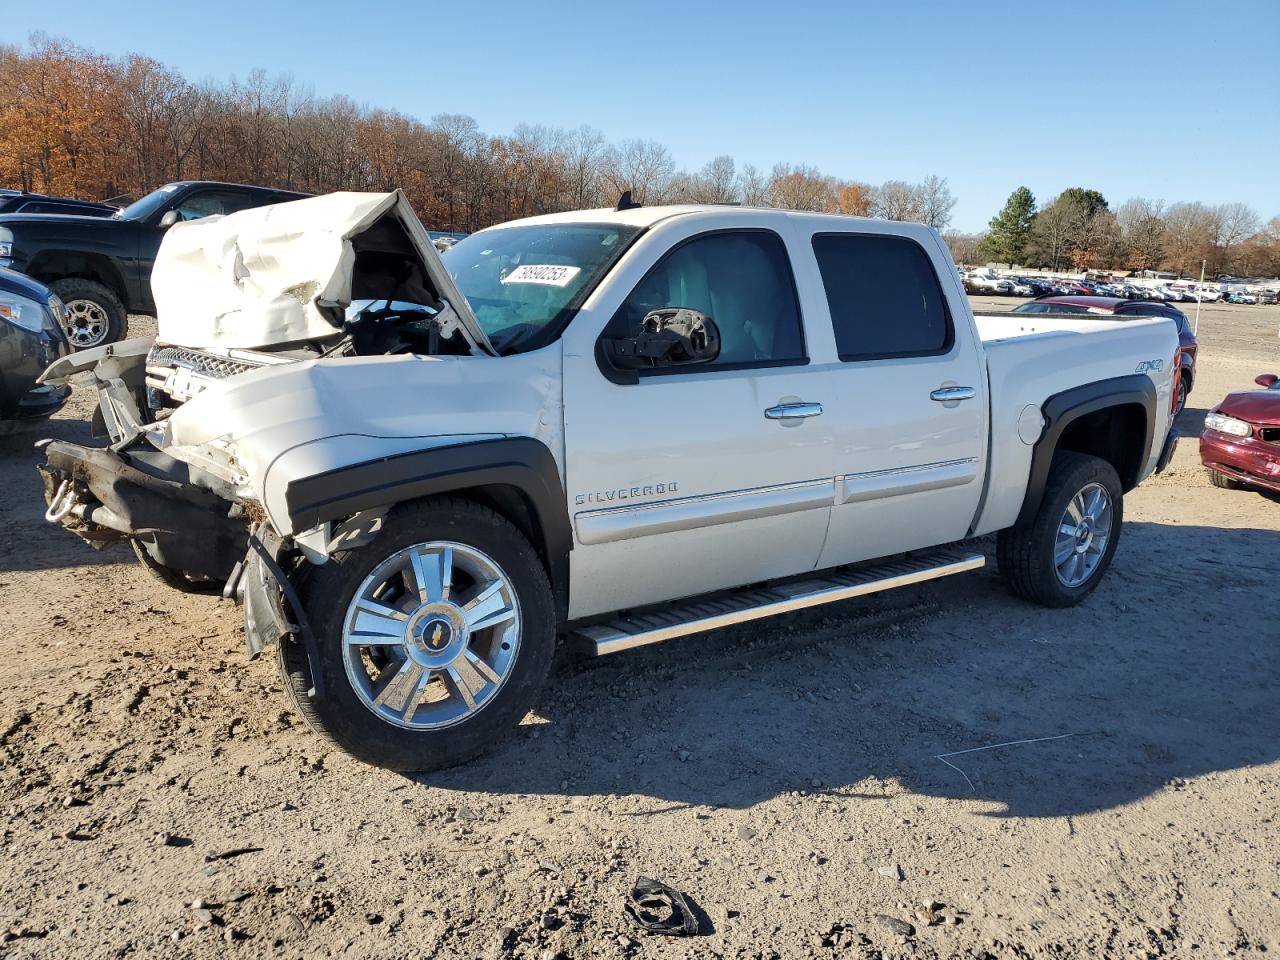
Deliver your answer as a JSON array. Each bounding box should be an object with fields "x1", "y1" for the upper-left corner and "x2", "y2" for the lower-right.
[
  {"x1": 277, "y1": 497, "x2": 556, "y2": 771},
  {"x1": 998, "y1": 452, "x2": 1123, "y2": 608},
  {"x1": 49, "y1": 278, "x2": 128, "y2": 349}
]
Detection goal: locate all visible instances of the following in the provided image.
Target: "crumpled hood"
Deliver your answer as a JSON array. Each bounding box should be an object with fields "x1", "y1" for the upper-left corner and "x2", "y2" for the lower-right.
[
  {"x1": 1217, "y1": 388, "x2": 1280, "y2": 427},
  {"x1": 150, "y1": 190, "x2": 494, "y2": 355}
]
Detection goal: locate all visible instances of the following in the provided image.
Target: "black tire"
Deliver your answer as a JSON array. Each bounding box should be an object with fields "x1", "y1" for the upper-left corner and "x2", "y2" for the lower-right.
[
  {"x1": 49, "y1": 278, "x2": 128, "y2": 349},
  {"x1": 1208, "y1": 469, "x2": 1242, "y2": 490},
  {"x1": 997, "y1": 452, "x2": 1123, "y2": 608},
  {"x1": 276, "y1": 496, "x2": 556, "y2": 771}
]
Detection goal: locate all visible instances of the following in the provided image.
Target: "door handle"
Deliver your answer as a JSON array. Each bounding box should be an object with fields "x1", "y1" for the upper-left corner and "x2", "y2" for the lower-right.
[
  {"x1": 929, "y1": 386, "x2": 977, "y2": 402},
  {"x1": 764, "y1": 402, "x2": 823, "y2": 420}
]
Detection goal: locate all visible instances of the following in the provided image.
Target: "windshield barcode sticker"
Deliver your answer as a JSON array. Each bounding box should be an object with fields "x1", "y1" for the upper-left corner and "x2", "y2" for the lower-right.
[{"x1": 501, "y1": 264, "x2": 581, "y2": 287}]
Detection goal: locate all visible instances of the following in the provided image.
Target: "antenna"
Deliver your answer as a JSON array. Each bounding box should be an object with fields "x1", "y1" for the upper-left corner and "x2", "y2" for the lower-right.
[{"x1": 615, "y1": 190, "x2": 641, "y2": 211}]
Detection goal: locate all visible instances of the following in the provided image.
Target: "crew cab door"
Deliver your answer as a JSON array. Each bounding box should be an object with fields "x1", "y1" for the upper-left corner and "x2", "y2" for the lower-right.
[
  {"x1": 561, "y1": 218, "x2": 839, "y2": 620},
  {"x1": 795, "y1": 226, "x2": 988, "y2": 568}
]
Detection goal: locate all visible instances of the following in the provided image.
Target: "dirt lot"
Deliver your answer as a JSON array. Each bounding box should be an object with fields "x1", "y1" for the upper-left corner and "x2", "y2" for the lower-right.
[{"x1": 1, "y1": 300, "x2": 1278, "y2": 960}]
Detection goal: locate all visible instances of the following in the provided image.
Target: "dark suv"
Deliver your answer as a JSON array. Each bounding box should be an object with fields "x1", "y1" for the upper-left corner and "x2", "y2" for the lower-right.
[{"x1": 0, "y1": 181, "x2": 310, "y2": 348}]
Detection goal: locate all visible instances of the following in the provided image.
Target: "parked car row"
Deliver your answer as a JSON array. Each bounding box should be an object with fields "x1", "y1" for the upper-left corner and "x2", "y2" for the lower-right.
[{"x1": 959, "y1": 269, "x2": 1279, "y2": 305}]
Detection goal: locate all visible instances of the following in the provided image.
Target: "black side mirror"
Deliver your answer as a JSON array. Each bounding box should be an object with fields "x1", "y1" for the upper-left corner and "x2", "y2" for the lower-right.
[{"x1": 608, "y1": 308, "x2": 721, "y2": 370}]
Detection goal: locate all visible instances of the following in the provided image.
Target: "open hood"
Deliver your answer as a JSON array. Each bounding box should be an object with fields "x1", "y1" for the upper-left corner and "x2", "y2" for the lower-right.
[{"x1": 150, "y1": 190, "x2": 495, "y2": 355}]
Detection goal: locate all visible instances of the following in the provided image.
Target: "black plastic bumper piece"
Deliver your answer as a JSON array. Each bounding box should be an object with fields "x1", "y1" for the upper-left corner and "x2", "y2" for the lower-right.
[{"x1": 39, "y1": 440, "x2": 248, "y2": 582}]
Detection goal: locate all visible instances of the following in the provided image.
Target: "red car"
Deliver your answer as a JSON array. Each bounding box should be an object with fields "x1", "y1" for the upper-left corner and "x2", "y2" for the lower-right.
[
  {"x1": 1200, "y1": 374, "x2": 1280, "y2": 494},
  {"x1": 1012, "y1": 296, "x2": 1198, "y2": 411}
]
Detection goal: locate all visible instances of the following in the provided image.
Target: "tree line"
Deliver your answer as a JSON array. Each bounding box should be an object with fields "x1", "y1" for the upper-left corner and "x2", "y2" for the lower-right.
[
  {"x1": 0, "y1": 36, "x2": 955, "y2": 233},
  {"x1": 954, "y1": 186, "x2": 1278, "y2": 278}
]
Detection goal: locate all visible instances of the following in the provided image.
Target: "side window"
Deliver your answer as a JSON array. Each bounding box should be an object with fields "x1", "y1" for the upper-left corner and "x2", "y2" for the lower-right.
[
  {"x1": 812, "y1": 233, "x2": 953, "y2": 361},
  {"x1": 172, "y1": 190, "x2": 258, "y2": 222},
  {"x1": 607, "y1": 230, "x2": 805, "y2": 370}
]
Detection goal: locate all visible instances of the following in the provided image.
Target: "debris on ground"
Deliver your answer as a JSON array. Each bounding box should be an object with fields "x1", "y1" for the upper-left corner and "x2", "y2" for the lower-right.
[{"x1": 624, "y1": 877, "x2": 700, "y2": 936}]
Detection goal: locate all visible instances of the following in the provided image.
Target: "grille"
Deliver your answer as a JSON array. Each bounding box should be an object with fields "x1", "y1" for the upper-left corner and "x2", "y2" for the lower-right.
[
  {"x1": 1260, "y1": 427, "x2": 1280, "y2": 445},
  {"x1": 147, "y1": 346, "x2": 259, "y2": 380}
]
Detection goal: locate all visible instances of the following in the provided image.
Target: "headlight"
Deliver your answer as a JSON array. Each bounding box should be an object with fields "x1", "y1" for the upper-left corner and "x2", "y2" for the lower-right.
[
  {"x1": 1204, "y1": 412, "x2": 1252, "y2": 438},
  {"x1": 0, "y1": 291, "x2": 51, "y2": 334}
]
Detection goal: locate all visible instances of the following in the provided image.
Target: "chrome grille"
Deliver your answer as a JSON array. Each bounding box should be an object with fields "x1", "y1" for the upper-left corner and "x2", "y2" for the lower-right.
[{"x1": 147, "y1": 346, "x2": 259, "y2": 380}]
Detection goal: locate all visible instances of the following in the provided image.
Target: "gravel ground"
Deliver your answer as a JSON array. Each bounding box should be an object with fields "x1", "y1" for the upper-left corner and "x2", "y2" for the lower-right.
[{"x1": 1, "y1": 300, "x2": 1277, "y2": 959}]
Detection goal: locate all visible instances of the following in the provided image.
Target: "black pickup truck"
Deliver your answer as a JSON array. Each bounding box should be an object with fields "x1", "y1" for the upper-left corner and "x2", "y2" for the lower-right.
[{"x1": 0, "y1": 181, "x2": 309, "y2": 348}]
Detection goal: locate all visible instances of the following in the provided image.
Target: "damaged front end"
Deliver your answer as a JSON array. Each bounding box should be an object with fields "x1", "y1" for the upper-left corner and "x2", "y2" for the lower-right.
[
  {"x1": 34, "y1": 188, "x2": 495, "y2": 664},
  {"x1": 37, "y1": 348, "x2": 309, "y2": 663}
]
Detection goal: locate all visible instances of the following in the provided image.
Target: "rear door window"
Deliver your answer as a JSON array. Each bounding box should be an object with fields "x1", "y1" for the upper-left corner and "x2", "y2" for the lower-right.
[{"x1": 812, "y1": 233, "x2": 953, "y2": 360}]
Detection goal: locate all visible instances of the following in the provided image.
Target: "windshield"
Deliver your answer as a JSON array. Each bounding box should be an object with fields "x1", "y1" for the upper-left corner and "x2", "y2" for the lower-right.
[
  {"x1": 442, "y1": 222, "x2": 640, "y2": 353},
  {"x1": 115, "y1": 184, "x2": 182, "y2": 221}
]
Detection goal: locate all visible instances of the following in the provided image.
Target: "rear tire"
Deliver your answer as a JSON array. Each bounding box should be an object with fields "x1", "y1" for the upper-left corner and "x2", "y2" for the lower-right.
[
  {"x1": 276, "y1": 497, "x2": 556, "y2": 771},
  {"x1": 998, "y1": 452, "x2": 1123, "y2": 608},
  {"x1": 1208, "y1": 469, "x2": 1242, "y2": 490},
  {"x1": 49, "y1": 278, "x2": 127, "y2": 349},
  {"x1": 1175, "y1": 375, "x2": 1189, "y2": 414}
]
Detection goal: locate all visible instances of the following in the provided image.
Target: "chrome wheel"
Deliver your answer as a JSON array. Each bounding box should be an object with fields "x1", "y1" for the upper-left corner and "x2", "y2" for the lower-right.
[
  {"x1": 1054, "y1": 482, "x2": 1113, "y2": 587},
  {"x1": 63, "y1": 298, "x2": 110, "y2": 347},
  {"x1": 341, "y1": 541, "x2": 521, "y2": 731}
]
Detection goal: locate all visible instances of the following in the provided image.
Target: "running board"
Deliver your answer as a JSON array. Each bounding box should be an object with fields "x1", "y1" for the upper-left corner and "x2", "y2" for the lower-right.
[{"x1": 573, "y1": 551, "x2": 985, "y2": 656}]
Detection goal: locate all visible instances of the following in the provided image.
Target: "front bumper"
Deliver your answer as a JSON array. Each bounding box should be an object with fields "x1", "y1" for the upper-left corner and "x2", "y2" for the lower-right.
[
  {"x1": 39, "y1": 439, "x2": 250, "y2": 581},
  {"x1": 5, "y1": 382, "x2": 70, "y2": 425},
  {"x1": 1200, "y1": 428, "x2": 1280, "y2": 493}
]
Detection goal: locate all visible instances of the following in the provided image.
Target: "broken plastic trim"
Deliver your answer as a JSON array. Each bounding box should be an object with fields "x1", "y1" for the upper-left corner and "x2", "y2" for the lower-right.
[
  {"x1": 247, "y1": 528, "x2": 325, "y2": 699},
  {"x1": 623, "y1": 877, "x2": 700, "y2": 936}
]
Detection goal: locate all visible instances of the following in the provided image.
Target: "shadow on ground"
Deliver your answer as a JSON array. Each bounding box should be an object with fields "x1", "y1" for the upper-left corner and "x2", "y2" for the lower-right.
[{"x1": 425, "y1": 519, "x2": 1280, "y2": 820}]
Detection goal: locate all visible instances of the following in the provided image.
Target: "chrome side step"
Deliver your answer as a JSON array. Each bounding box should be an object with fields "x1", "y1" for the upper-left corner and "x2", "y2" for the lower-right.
[{"x1": 574, "y1": 552, "x2": 985, "y2": 656}]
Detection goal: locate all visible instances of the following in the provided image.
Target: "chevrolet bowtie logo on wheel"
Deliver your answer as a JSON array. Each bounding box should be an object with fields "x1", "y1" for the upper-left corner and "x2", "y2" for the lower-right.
[{"x1": 430, "y1": 623, "x2": 446, "y2": 649}]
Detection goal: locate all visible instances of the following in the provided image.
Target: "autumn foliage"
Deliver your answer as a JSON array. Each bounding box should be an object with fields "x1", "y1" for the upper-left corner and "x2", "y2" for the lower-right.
[{"x1": 0, "y1": 37, "x2": 963, "y2": 234}]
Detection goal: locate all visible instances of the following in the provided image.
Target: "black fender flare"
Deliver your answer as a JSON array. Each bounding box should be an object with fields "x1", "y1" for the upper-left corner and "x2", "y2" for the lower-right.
[
  {"x1": 283, "y1": 437, "x2": 570, "y2": 616},
  {"x1": 1016, "y1": 374, "x2": 1156, "y2": 526}
]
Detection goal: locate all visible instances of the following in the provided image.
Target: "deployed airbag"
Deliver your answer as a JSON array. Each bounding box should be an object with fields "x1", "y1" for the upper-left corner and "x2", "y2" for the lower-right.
[{"x1": 150, "y1": 190, "x2": 493, "y2": 354}]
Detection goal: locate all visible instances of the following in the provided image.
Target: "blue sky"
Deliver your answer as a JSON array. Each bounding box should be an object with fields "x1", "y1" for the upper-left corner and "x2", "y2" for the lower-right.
[{"x1": 8, "y1": 0, "x2": 1278, "y2": 231}]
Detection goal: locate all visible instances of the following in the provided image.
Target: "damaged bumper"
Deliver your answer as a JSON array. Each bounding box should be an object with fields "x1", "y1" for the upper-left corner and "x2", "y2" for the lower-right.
[{"x1": 39, "y1": 439, "x2": 251, "y2": 583}]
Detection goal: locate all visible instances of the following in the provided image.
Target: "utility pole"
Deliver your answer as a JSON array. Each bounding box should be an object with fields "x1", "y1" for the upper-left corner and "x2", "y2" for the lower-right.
[{"x1": 1194, "y1": 259, "x2": 1205, "y2": 335}]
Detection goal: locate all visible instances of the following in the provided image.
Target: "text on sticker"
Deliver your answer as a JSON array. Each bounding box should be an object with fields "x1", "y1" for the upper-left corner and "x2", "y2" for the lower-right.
[{"x1": 501, "y1": 264, "x2": 582, "y2": 287}]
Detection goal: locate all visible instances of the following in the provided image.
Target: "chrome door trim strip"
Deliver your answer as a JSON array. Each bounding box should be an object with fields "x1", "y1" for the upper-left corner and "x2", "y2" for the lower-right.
[
  {"x1": 837, "y1": 457, "x2": 978, "y2": 505},
  {"x1": 574, "y1": 477, "x2": 834, "y2": 546}
]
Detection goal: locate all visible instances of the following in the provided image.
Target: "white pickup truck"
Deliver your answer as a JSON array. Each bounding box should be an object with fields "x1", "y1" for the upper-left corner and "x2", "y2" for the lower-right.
[{"x1": 38, "y1": 192, "x2": 1180, "y2": 771}]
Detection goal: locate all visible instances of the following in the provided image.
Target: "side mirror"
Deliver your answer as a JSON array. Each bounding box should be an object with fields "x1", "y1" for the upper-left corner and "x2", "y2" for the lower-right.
[
  {"x1": 1256, "y1": 373, "x2": 1278, "y2": 388},
  {"x1": 158, "y1": 210, "x2": 180, "y2": 228},
  {"x1": 608, "y1": 308, "x2": 721, "y2": 370}
]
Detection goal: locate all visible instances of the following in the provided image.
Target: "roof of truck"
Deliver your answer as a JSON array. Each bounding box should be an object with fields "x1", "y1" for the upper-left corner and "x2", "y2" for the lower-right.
[{"x1": 477, "y1": 203, "x2": 936, "y2": 237}]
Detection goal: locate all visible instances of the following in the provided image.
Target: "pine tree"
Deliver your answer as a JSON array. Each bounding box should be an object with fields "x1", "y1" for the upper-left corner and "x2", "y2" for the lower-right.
[{"x1": 980, "y1": 187, "x2": 1037, "y2": 267}]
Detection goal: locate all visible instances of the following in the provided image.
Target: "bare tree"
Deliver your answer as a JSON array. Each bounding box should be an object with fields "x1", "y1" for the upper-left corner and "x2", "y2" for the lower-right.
[
  {"x1": 677, "y1": 154, "x2": 737, "y2": 204},
  {"x1": 1116, "y1": 197, "x2": 1165, "y2": 271},
  {"x1": 601, "y1": 139, "x2": 675, "y2": 205},
  {"x1": 766, "y1": 163, "x2": 837, "y2": 212},
  {"x1": 736, "y1": 163, "x2": 768, "y2": 206},
  {"x1": 872, "y1": 180, "x2": 922, "y2": 221},
  {"x1": 1214, "y1": 201, "x2": 1260, "y2": 273},
  {"x1": 1163, "y1": 202, "x2": 1219, "y2": 275},
  {"x1": 916, "y1": 174, "x2": 956, "y2": 229}
]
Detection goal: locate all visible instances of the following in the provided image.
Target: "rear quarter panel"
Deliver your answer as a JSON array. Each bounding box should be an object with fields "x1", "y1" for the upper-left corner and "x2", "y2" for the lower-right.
[{"x1": 972, "y1": 314, "x2": 1178, "y2": 535}]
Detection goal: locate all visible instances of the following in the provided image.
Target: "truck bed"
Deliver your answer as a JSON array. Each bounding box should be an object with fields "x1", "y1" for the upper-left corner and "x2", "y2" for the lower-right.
[{"x1": 969, "y1": 311, "x2": 1178, "y2": 537}]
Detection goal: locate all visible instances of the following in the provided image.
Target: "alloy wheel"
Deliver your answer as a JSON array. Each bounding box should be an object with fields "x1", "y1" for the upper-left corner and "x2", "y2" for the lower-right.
[
  {"x1": 63, "y1": 298, "x2": 110, "y2": 348},
  {"x1": 341, "y1": 541, "x2": 521, "y2": 730},
  {"x1": 1054, "y1": 482, "x2": 1113, "y2": 587}
]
